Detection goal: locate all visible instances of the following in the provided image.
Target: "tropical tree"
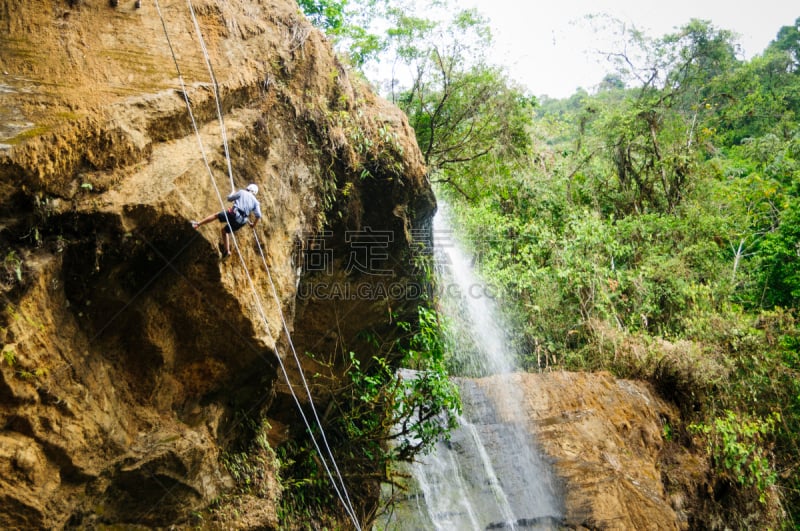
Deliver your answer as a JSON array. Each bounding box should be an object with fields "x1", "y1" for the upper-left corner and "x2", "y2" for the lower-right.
[
  {"x1": 770, "y1": 16, "x2": 800, "y2": 71},
  {"x1": 581, "y1": 20, "x2": 740, "y2": 214},
  {"x1": 384, "y1": 4, "x2": 535, "y2": 199},
  {"x1": 297, "y1": 0, "x2": 389, "y2": 67},
  {"x1": 297, "y1": 0, "x2": 346, "y2": 32}
]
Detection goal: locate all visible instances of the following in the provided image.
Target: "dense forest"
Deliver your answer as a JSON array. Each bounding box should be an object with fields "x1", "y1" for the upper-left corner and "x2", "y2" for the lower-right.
[{"x1": 297, "y1": 0, "x2": 800, "y2": 527}]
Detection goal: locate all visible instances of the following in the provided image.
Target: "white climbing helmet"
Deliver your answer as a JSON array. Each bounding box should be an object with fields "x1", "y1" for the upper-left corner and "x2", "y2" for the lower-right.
[{"x1": 246, "y1": 183, "x2": 259, "y2": 195}]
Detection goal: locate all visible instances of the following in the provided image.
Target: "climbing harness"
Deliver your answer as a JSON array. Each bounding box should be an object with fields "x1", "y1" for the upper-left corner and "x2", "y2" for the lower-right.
[{"x1": 154, "y1": 1, "x2": 362, "y2": 527}]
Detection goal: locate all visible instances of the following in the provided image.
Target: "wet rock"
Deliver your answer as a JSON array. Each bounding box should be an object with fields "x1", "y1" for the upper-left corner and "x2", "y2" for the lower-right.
[{"x1": 475, "y1": 372, "x2": 699, "y2": 530}]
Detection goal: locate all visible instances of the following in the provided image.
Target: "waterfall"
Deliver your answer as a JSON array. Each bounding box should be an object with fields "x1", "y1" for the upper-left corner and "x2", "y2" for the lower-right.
[{"x1": 377, "y1": 205, "x2": 562, "y2": 530}]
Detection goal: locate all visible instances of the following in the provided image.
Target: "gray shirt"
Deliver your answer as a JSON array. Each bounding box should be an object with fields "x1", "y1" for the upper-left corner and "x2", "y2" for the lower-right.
[{"x1": 227, "y1": 189, "x2": 262, "y2": 220}]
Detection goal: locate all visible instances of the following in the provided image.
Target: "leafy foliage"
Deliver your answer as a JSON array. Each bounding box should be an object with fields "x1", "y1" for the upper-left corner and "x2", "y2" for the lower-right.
[
  {"x1": 301, "y1": 0, "x2": 536, "y2": 199},
  {"x1": 689, "y1": 410, "x2": 780, "y2": 504},
  {"x1": 277, "y1": 306, "x2": 460, "y2": 525},
  {"x1": 344, "y1": 307, "x2": 460, "y2": 461},
  {"x1": 385, "y1": 3, "x2": 535, "y2": 199},
  {"x1": 296, "y1": 0, "x2": 346, "y2": 32},
  {"x1": 297, "y1": 0, "x2": 389, "y2": 66},
  {"x1": 434, "y1": 15, "x2": 800, "y2": 526}
]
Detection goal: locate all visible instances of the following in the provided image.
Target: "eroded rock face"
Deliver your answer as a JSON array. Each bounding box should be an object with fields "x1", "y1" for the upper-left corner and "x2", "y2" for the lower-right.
[
  {"x1": 0, "y1": 0, "x2": 433, "y2": 527},
  {"x1": 474, "y1": 372, "x2": 704, "y2": 530}
]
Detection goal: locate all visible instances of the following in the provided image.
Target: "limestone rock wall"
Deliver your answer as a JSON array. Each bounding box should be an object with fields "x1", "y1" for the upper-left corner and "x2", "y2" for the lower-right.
[
  {"x1": 474, "y1": 371, "x2": 709, "y2": 530},
  {"x1": 0, "y1": 0, "x2": 433, "y2": 528}
]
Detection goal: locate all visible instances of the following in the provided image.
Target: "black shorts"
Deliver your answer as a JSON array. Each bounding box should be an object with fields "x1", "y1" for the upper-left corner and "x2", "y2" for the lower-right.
[{"x1": 217, "y1": 210, "x2": 247, "y2": 233}]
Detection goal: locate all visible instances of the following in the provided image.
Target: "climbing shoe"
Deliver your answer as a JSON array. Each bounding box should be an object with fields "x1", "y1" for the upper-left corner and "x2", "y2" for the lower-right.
[{"x1": 191, "y1": 221, "x2": 200, "y2": 229}]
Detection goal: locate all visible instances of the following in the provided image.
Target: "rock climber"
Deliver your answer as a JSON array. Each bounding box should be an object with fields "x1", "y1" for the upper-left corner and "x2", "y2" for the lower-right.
[{"x1": 192, "y1": 183, "x2": 262, "y2": 258}]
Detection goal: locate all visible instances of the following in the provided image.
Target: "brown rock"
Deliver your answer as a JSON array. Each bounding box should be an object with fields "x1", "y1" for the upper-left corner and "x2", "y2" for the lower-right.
[
  {"x1": 0, "y1": 0, "x2": 433, "y2": 527},
  {"x1": 475, "y1": 372, "x2": 693, "y2": 530}
]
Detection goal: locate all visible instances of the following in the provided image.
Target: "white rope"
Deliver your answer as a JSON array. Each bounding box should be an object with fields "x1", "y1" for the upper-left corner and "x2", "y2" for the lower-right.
[
  {"x1": 154, "y1": 2, "x2": 362, "y2": 527},
  {"x1": 154, "y1": 0, "x2": 219, "y2": 206},
  {"x1": 251, "y1": 228, "x2": 361, "y2": 524},
  {"x1": 186, "y1": 0, "x2": 236, "y2": 195},
  {"x1": 226, "y1": 222, "x2": 363, "y2": 531}
]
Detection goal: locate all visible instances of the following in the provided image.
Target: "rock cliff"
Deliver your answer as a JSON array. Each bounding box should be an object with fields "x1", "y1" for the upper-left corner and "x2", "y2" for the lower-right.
[
  {"x1": 0, "y1": 0, "x2": 433, "y2": 528},
  {"x1": 475, "y1": 371, "x2": 710, "y2": 530},
  {"x1": 378, "y1": 370, "x2": 710, "y2": 530}
]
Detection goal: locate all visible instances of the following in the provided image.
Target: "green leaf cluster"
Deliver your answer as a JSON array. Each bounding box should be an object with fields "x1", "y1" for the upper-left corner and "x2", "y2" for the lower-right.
[
  {"x1": 276, "y1": 306, "x2": 460, "y2": 525},
  {"x1": 690, "y1": 410, "x2": 780, "y2": 504},
  {"x1": 340, "y1": 306, "x2": 461, "y2": 463}
]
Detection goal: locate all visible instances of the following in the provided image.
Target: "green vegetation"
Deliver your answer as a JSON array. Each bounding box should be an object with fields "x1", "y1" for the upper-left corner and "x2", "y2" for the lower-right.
[
  {"x1": 277, "y1": 306, "x2": 460, "y2": 525},
  {"x1": 221, "y1": 419, "x2": 278, "y2": 497},
  {"x1": 429, "y1": 15, "x2": 800, "y2": 528},
  {"x1": 2, "y1": 347, "x2": 15, "y2": 366},
  {"x1": 299, "y1": 1, "x2": 800, "y2": 526},
  {"x1": 5, "y1": 124, "x2": 52, "y2": 145},
  {"x1": 2, "y1": 251, "x2": 22, "y2": 287},
  {"x1": 690, "y1": 410, "x2": 781, "y2": 504}
]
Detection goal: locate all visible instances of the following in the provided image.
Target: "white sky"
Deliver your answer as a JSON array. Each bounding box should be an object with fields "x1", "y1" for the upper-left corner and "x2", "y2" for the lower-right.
[{"x1": 461, "y1": 0, "x2": 799, "y2": 98}]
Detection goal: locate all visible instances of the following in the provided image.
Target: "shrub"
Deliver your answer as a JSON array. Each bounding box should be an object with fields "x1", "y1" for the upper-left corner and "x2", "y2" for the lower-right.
[{"x1": 689, "y1": 410, "x2": 780, "y2": 504}]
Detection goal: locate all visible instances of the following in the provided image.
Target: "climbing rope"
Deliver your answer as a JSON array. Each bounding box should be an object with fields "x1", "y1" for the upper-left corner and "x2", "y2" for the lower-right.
[
  {"x1": 153, "y1": 0, "x2": 220, "y2": 205},
  {"x1": 185, "y1": 0, "x2": 236, "y2": 195},
  {"x1": 154, "y1": 2, "x2": 362, "y2": 527},
  {"x1": 251, "y1": 228, "x2": 361, "y2": 523}
]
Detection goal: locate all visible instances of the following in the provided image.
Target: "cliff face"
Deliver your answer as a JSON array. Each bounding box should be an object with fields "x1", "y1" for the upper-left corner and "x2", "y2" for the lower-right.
[
  {"x1": 378, "y1": 370, "x2": 710, "y2": 530},
  {"x1": 0, "y1": 0, "x2": 433, "y2": 528},
  {"x1": 475, "y1": 372, "x2": 710, "y2": 530}
]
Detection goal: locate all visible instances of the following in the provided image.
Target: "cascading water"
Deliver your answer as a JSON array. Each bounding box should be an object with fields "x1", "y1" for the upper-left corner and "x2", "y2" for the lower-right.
[{"x1": 377, "y1": 205, "x2": 562, "y2": 530}]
